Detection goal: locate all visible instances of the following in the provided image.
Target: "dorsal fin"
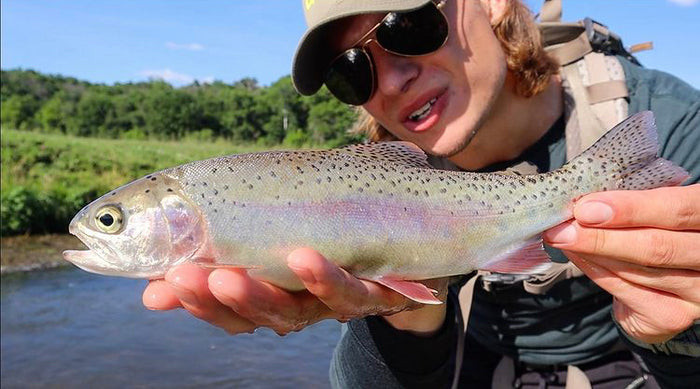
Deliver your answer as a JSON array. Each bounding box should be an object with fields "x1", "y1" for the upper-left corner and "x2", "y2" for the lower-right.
[{"x1": 337, "y1": 141, "x2": 433, "y2": 169}]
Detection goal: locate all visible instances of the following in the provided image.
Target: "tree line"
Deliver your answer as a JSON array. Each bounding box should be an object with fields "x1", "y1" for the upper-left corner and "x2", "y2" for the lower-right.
[{"x1": 1, "y1": 69, "x2": 363, "y2": 147}]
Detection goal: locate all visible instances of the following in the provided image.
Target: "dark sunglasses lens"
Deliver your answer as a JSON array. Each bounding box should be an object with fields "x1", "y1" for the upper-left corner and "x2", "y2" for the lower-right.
[
  {"x1": 325, "y1": 49, "x2": 374, "y2": 105},
  {"x1": 377, "y1": 3, "x2": 448, "y2": 56}
]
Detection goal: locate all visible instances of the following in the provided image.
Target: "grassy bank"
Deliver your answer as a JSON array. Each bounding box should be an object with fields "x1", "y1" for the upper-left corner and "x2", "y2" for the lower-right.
[{"x1": 1, "y1": 129, "x2": 282, "y2": 235}]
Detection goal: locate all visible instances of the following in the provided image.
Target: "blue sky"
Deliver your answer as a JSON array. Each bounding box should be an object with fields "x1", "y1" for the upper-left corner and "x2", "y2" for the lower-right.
[{"x1": 2, "y1": 0, "x2": 699, "y2": 89}]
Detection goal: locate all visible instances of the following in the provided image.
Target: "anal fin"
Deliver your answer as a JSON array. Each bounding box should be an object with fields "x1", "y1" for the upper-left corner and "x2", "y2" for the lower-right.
[
  {"x1": 480, "y1": 236, "x2": 552, "y2": 274},
  {"x1": 374, "y1": 276, "x2": 443, "y2": 305}
]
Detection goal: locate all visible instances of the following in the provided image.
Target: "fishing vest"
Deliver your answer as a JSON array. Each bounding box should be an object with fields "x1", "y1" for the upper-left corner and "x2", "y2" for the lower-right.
[{"x1": 451, "y1": 1, "x2": 653, "y2": 387}]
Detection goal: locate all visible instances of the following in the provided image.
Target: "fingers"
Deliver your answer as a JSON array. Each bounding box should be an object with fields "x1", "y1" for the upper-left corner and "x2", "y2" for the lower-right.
[
  {"x1": 143, "y1": 280, "x2": 183, "y2": 310},
  {"x1": 545, "y1": 221, "x2": 700, "y2": 269},
  {"x1": 164, "y1": 263, "x2": 257, "y2": 334},
  {"x1": 567, "y1": 252, "x2": 700, "y2": 302},
  {"x1": 208, "y1": 266, "x2": 334, "y2": 335},
  {"x1": 287, "y1": 248, "x2": 414, "y2": 318},
  {"x1": 574, "y1": 184, "x2": 700, "y2": 230},
  {"x1": 566, "y1": 252, "x2": 700, "y2": 343}
]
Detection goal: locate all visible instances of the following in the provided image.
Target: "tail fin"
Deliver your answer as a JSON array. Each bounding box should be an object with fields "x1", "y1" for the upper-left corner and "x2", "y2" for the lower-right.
[{"x1": 575, "y1": 111, "x2": 689, "y2": 190}]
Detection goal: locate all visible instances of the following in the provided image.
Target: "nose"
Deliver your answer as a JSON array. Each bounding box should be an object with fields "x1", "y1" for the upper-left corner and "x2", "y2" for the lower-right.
[{"x1": 369, "y1": 44, "x2": 420, "y2": 98}]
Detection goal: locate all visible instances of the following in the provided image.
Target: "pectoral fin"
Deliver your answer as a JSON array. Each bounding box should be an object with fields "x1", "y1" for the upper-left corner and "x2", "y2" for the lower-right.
[{"x1": 374, "y1": 276, "x2": 443, "y2": 305}]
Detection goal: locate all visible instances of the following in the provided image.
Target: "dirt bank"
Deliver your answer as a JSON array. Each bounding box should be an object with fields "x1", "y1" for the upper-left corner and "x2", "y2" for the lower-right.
[{"x1": 1, "y1": 234, "x2": 85, "y2": 274}]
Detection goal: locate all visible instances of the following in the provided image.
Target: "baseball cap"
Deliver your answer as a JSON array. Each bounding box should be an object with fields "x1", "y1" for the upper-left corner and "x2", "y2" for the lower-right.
[{"x1": 291, "y1": 0, "x2": 431, "y2": 96}]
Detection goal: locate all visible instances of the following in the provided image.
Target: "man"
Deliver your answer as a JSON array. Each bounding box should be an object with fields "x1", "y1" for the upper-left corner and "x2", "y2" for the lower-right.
[{"x1": 143, "y1": 1, "x2": 699, "y2": 387}]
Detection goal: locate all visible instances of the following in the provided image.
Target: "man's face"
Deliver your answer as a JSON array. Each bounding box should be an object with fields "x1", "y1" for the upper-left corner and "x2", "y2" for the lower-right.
[{"x1": 329, "y1": 0, "x2": 508, "y2": 161}]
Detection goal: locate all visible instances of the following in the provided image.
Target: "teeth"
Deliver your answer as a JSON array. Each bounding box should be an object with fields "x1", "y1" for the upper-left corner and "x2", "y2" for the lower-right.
[{"x1": 409, "y1": 98, "x2": 437, "y2": 121}]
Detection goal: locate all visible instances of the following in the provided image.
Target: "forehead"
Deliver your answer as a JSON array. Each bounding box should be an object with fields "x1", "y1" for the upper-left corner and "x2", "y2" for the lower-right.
[{"x1": 326, "y1": 12, "x2": 386, "y2": 53}]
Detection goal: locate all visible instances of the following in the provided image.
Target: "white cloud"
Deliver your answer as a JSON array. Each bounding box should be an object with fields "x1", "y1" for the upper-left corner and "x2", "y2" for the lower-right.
[
  {"x1": 667, "y1": 0, "x2": 698, "y2": 6},
  {"x1": 138, "y1": 69, "x2": 213, "y2": 86},
  {"x1": 165, "y1": 41, "x2": 205, "y2": 51}
]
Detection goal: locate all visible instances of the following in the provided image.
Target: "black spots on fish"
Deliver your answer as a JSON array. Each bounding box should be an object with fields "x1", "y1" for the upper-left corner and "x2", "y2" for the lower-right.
[
  {"x1": 494, "y1": 194, "x2": 500, "y2": 200},
  {"x1": 270, "y1": 171, "x2": 277, "y2": 178},
  {"x1": 111, "y1": 192, "x2": 117, "y2": 196},
  {"x1": 316, "y1": 178, "x2": 323, "y2": 184},
  {"x1": 440, "y1": 188, "x2": 447, "y2": 193},
  {"x1": 150, "y1": 177, "x2": 157, "y2": 181},
  {"x1": 531, "y1": 194, "x2": 538, "y2": 200},
  {"x1": 212, "y1": 168, "x2": 218, "y2": 174},
  {"x1": 202, "y1": 182, "x2": 208, "y2": 187},
  {"x1": 223, "y1": 185, "x2": 229, "y2": 190},
  {"x1": 167, "y1": 188, "x2": 173, "y2": 193},
  {"x1": 577, "y1": 175, "x2": 583, "y2": 183},
  {"x1": 228, "y1": 166, "x2": 234, "y2": 173},
  {"x1": 405, "y1": 187, "x2": 411, "y2": 193},
  {"x1": 539, "y1": 191, "x2": 546, "y2": 197},
  {"x1": 213, "y1": 189, "x2": 218, "y2": 196},
  {"x1": 248, "y1": 184, "x2": 254, "y2": 190},
  {"x1": 145, "y1": 189, "x2": 150, "y2": 193},
  {"x1": 357, "y1": 187, "x2": 364, "y2": 193},
  {"x1": 526, "y1": 177, "x2": 536, "y2": 184},
  {"x1": 256, "y1": 175, "x2": 262, "y2": 181},
  {"x1": 200, "y1": 193, "x2": 205, "y2": 199},
  {"x1": 146, "y1": 175, "x2": 152, "y2": 179},
  {"x1": 548, "y1": 202, "x2": 554, "y2": 208},
  {"x1": 222, "y1": 199, "x2": 226, "y2": 204}
]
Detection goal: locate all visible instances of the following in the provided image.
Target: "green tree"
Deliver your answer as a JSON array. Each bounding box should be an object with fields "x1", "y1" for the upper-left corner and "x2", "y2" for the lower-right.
[
  {"x1": 71, "y1": 92, "x2": 115, "y2": 137},
  {"x1": 1, "y1": 95, "x2": 40, "y2": 129},
  {"x1": 306, "y1": 87, "x2": 360, "y2": 146},
  {"x1": 144, "y1": 84, "x2": 201, "y2": 139}
]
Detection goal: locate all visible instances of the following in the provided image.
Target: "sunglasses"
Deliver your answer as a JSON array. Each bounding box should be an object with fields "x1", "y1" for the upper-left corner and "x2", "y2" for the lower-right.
[{"x1": 324, "y1": 0, "x2": 449, "y2": 106}]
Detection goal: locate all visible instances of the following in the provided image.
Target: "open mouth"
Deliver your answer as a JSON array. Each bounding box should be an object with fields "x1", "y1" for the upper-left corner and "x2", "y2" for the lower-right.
[
  {"x1": 402, "y1": 90, "x2": 447, "y2": 133},
  {"x1": 408, "y1": 97, "x2": 438, "y2": 122}
]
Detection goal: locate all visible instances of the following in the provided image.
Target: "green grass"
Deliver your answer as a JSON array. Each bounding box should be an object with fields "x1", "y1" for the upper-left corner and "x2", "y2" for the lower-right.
[{"x1": 1, "y1": 129, "x2": 287, "y2": 235}]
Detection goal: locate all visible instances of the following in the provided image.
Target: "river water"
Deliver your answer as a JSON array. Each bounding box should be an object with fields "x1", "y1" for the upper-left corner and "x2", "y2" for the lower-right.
[{"x1": 1, "y1": 267, "x2": 341, "y2": 388}]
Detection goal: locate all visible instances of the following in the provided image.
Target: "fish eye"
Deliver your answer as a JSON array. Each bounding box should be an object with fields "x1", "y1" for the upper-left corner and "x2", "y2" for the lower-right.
[{"x1": 95, "y1": 206, "x2": 123, "y2": 234}]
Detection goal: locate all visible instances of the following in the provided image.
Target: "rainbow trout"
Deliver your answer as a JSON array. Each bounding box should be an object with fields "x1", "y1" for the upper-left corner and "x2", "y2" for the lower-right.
[{"x1": 64, "y1": 112, "x2": 687, "y2": 304}]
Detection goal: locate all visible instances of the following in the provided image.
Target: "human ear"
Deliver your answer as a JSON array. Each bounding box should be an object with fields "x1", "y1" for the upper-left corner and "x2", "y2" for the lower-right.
[{"x1": 479, "y1": 0, "x2": 508, "y2": 25}]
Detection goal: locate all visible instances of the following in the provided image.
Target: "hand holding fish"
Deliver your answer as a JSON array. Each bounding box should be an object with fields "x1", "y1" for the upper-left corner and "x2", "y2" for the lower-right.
[
  {"x1": 545, "y1": 184, "x2": 700, "y2": 344},
  {"x1": 143, "y1": 248, "x2": 450, "y2": 335}
]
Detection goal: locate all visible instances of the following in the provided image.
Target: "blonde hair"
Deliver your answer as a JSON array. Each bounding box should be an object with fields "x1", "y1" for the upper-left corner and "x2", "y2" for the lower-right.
[{"x1": 354, "y1": 0, "x2": 559, "y2": 141}]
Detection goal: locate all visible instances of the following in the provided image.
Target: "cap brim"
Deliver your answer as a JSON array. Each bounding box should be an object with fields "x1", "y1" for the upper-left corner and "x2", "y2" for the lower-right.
[{"x1": 291, "y1": 0, "x2": 431, "y2": 96}]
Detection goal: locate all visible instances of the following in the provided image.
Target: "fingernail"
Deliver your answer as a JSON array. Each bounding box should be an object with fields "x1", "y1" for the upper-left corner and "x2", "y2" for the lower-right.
[
  {"x1": 545, "y1": 222, "x2": 577, "y2": 244},
  {"x1": 577, "y1": 201, "x2": 613, "y2": 225}
]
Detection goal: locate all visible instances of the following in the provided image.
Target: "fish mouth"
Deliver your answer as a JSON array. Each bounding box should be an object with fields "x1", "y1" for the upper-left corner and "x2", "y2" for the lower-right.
[{"x1": 62, "y1": 249, "x2": 124, "y2": 276}]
